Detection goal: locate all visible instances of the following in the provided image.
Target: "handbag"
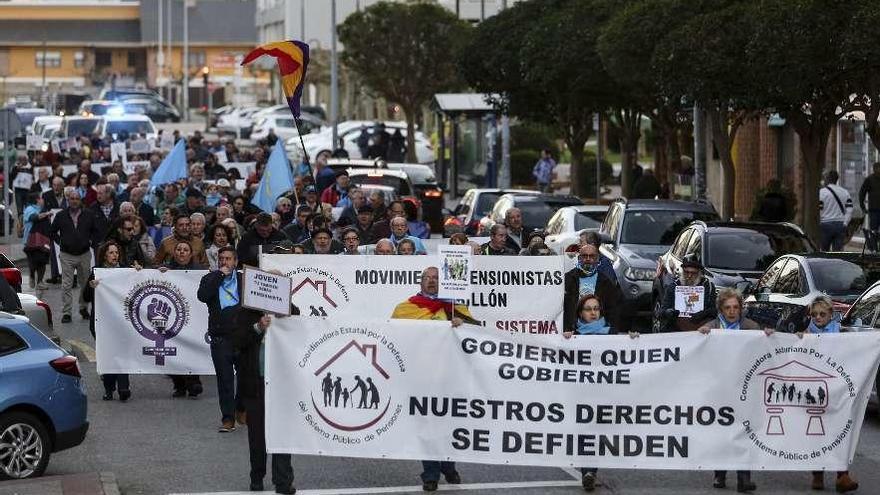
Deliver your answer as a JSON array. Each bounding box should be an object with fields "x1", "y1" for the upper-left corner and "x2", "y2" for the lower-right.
[{"x1": 25, "y1": 231, "x2": 51, "y2": 252}]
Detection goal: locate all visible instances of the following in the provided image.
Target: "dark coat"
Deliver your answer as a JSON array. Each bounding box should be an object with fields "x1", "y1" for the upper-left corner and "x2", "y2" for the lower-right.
[
  {"x1": 235, "y1": 228, "x2": 287, "y2": 268},
  {"x1": 50, "y1": 207, "x2": 101, "y2": 255},
  {"x1": 89, "y1": 201, "x2": 119, "y2": 242},
  {"x1": 197, "y1": 271, "x2": 252, "y2": 338},
  {"x1": 660, "y1": 278, "x2": 718, "y2": 332},
  {"x1": 231, "y1": 303, "x2": 300, "y2": 399},
  {"x1": 41, "y1": 190, "x2": 67, "y2": 211},
  {"x1": 564, "y1": 267, "x2": 626, "y2": 333}
]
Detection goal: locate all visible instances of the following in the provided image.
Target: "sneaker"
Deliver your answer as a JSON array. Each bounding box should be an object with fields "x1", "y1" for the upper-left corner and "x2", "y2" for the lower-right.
[
  {"x1": 582, "y1": 472, "x2": 596, "y2": 492},
  {"x1": 61, "y1": 314, "x2": 71, "y2": 323},
  {"x1": 218, "y1": 420, "x2": 235, "y2": 433},
  {"x1": 235, "y1": 410, "x2": 247, "y2": 426}
]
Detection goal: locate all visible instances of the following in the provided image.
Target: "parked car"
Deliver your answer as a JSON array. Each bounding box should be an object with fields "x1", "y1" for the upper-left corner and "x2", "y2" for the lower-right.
[
  {"x1": 347, "y1": 168, "x2": 420, "y2": 209},
  {"x1": 29, "y1": 115, "x2": 62, "y2": 136},
  {"x1": 217, "y1": 106, "x2": 266, "y2": 139},
  {"x1": 98, "y1": 114, "x2": 157, "y2": 141},
  {"x1": 59, "y1": 116, "x2": 102, "y2": 138},
  {"x1": 839, "y1": 281, "x2": 880, "y2": 410},
  {"x1": 0, "y1": 314, "x2": 88, "y2": 480},
  {"x1": 250, "y1": 114, "x2": 301, "y2": 141},
  {"x1": 13, "y1": 108, "x2": 47, "y2": 130},
  {"x1": 544, "y1": 205, "x2": 609, "y2": 254},
  {"x1": 744, "y1": 253, "x2": 880, "y2": 332},
  {"x1": 388, "y1": 163, "x2": 444, "y2": 232},
  {"x1": 443, "y1": 188, "x2": 541, "y2": 237},
  {"x1": 653, "y1": 221, "x2": 815, "y2": 331},
  {"x1": 98, "y1": 87, "x2": 157, "y2": 100},
  {"x1": 288, "y1": 120, "x2": 434, "y2": 164},
  {"x1": 599, "y1": 198, "x2": 719, "y2": 316},
  {"x1": 121, "y1": 97, "x2": 180, "y2": 123},
  {"x1": 0, "y1": 252, "x2": 22, "y2": 292},
  {"x1": 487, "y1": 193, "x2": 584, "y2": 235}
]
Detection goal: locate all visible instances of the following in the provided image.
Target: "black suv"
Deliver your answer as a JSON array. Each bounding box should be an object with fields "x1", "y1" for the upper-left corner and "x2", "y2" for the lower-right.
[
  {"x1": 653, "y1": 221, "x2": 815, "y2": 331},
  {"x1": 598, "y1": 199, "x2": 719, "y2": 317}
]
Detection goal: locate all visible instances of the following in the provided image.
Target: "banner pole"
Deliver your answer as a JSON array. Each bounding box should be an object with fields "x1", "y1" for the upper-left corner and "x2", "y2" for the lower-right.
[{"x1": 293, "y1": 117, "x2": 314, "y2": 179}]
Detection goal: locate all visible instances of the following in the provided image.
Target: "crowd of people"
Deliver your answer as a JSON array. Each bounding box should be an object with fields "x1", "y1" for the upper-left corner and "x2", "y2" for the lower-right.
[{"x1": 6, "y1": 129, "x2": 866, "y2": 494}]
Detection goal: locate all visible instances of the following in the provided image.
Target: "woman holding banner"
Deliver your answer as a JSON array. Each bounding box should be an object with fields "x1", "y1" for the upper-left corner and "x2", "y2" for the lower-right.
[
  {"x1": 84, "y1": 240, "x2": 131, "y2": 402},
  {"x1": 563, "y1": 294, "x2": 637, "y2": 491},
  {"x1": 699, "y1": 288, "x2": 774, "y2": 492},
  {"x1": 159, "y1": 240, "x2": 204, "y2": 398},
  {"x1": 796, "y1": 296, "x2": 859, "y2": 493}
]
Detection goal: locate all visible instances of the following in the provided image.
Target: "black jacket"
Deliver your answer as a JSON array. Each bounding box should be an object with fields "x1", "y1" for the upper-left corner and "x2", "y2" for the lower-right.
[
  {"x1": 41, "y1": 190, "x2": 67, "y2": 211},
  {"x1": 480, "y1": 242, "x2": 517, "y2": 256},
  {"x1": 50, "y1": 208, "x2": 101, "y2": 255},
  {"x1": 659, "y1": 278, "x2": 718, "y2": 332},
  {"x1": 859, "y1": 173, "x2": 880, "y2": 212},
  {"x1": 563, "y1": 267, "x2": 626, "y2": 333},
  {"x1": 197, "y1": 271, "x2": 254, "y2": 339},
  {"x1": 89, "y1": 202, "x2": 119, "y2": 243},
  {"x1": 231, "y1": 303, "x2": 299, "y2": 399},
  {"x1": 236, "y1": 228, "x2": 287, "y2": 268}
]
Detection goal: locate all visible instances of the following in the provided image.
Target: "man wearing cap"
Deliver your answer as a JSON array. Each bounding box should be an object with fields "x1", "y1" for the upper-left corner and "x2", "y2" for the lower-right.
[
  {"x1": 236, "y1": 212, "x2": 288, "y2": 268},
  {"x1": 658, "y1": 256, "x2": 717, "y2": 332},
  {"x1": 307, "y1": 227, "x2": 343, "y2": 254},
  {"x1": 320, "y1": 170, "x2": 350, "y2": 207}
]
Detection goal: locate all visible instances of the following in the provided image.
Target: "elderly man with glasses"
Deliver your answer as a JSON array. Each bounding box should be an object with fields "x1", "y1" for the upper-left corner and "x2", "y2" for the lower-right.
[{"x1": 564, "y1": 243, "x2": 625, "y2": 334}]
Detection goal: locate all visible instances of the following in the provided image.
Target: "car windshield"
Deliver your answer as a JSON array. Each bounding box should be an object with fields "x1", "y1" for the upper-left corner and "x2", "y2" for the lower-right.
[
  {"x1": 575, "y1": 211, "x2": 606, "y2": 230},
  {"x1": 808, "y1": 258, "x2": 880, "y2": 296},
  {"x1": 107, "y1": 120, "x2": 154, "y2": 136},
  {"x1": 85, "y1": 104, "x2": 117, "y2": 115},
  {"x1": 276, "y1": 118, "x2": 296, "y2": 128},
  {"x1": 66, "y1": 119, "x2": 101, "y2": 137},
  {"x1": 519, "y1": 201, "x2": 578, "y2": 229},
  {"x1": 706, "y1": 231, "x2": 813, "y2": 271},
  {"x1": 475, "y1": 193, "x2": 502, "y2": 218},
  {"x1": 620, "y1": 210, "x2": 717, "y2": 245},
  {"x1": 349, "y1": 174, "x2": 411, "y2": 196},
  {"x1": 16, "y1": 111, "x2": 45, "y2": 126}
]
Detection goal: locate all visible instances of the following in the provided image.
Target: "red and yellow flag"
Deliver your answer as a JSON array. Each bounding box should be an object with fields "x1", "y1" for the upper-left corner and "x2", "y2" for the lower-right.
[{"x1": 241, "y1": 40, "x2": 310, "y2": 117}]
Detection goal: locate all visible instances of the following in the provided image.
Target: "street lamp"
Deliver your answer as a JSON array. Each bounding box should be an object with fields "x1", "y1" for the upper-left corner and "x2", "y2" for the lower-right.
[{"x1": 202, "y1": 66, "x2": 211, "y2": 131}]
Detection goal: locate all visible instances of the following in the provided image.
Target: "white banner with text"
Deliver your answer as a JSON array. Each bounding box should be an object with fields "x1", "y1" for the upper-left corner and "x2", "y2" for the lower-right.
[
  {"x1": 260, "y1": 254, "x2": 565, "y2": 334},
  {"x1": 265, "y1": 318, "x2": 880, "y2": 470}
]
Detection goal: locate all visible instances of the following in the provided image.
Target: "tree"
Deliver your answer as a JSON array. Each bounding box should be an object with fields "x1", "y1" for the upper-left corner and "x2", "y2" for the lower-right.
[
  {"x1": 459, "y1": 0, "x2": 616, "y2": 197},
  {"x1": 844, "y1": 3, "x2": 880, "y2": 156},
  {"x1": 745, "y1": 0, "x2": 860, "y2": 241},
  {"x1": 338, "y1": 2, "x2": 471, "y2": 162},
  {"x1": 653, "y1": 2, "x2": 761, "y2": 219}
]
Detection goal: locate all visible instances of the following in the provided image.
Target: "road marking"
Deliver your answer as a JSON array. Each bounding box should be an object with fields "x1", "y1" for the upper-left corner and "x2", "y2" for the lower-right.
[
  {"x1": 67, "y1": 339, "x2": 96, "y2": 362},
  {"x1": 560, "y1": 467, "x2": 582, "y2": 480},
  {"x1": 172, "y1": 479, "x2": 581, "y2": 495}
]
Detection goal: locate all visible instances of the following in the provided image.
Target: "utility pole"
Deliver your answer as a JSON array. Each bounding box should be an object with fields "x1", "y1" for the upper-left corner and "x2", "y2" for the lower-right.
[
  {"x1": 183, "y1": 0, "x2": 190, "y2": 121},
  {"x1": 480, "y1": 0, "x2": 485, "y2": 21},
  {"x1": 693, "y1": 102, "x2": 706, "y2": 201},
  {"x1": 455, "y1": 0, "x2": 460, "y2": 17},
  {"x1": 596, "y1": 114, "x2": 603, "y2": 203},
  {"x1": 330, "y1": 0, "x2": 339, "y2": 149},
  {"x1": 158, "y1": 0, "x2": 163, "y2": 100},
  {"x1": 40, "y1": 37, "x2": 47, "y2": 104},
  {"x1": 300, "y1": 0, "x2": 305, "y2": 40}
]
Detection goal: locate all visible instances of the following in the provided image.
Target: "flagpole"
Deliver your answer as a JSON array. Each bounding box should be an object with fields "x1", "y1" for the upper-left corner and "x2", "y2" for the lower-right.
[{"x1": 293, "y1": 117, "x2": 314, "y2": 179}]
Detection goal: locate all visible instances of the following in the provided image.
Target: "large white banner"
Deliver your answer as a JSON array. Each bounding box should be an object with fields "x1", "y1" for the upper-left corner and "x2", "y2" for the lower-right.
[
  {"x1": 260, "y1": 254, "x2": 565, "y2": 334},
  {"x1": 94, "y1": 268, "x2": 214, "y2": 374},
  {"x1": 266, "y1": 317, "x2": 880, "y2": 470}
]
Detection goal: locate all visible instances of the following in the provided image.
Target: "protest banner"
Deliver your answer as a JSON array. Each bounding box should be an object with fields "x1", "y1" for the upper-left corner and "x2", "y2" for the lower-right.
[
  {"x1": 223, "y1": 162, "x2": 256, "y2": 178},
  {"x1": 260, "y1": 254, "x2": 565, "y2": 334},
  {"x1": 123, "y1": 160, "x2": 150, "y2": 175},
  {"x1": 110, "y1": 142, "x2": 127, "y2": 164},
  {"x1": 214, "y1": 149, "x2": 229, "y2": 163},
  {"x1": 437, "y1": 245, "x2": 472, "y2": 300},
  {"x1": 26, "y1": 134, "x2": 41, "y2": 151},
  {"x1": 94, "y1": 268, "x2": 214, "y2": 374},
  {"x1": 243, "y1": 266, "x2": 293, "y2": 316},
  {"x1": 160, "y1": 133, "x2": 175, "y2": 151},
  {"x1": 266, "y1": 318, "x2": 880, "y2": 470}
]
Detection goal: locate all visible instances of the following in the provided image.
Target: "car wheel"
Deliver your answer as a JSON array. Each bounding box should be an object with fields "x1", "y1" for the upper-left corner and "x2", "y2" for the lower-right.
[
  {"x1": 651, "y1": 298, "x2": 663, "y2": 333},
  {"x1": 0, "y1": 411, "x2": 51, "y2": 480}
]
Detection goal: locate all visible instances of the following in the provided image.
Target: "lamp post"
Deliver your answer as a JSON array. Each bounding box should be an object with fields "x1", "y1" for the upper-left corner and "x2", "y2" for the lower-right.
[{"x1": 330, "y1": 0, "x2": 339, "y2": 149}]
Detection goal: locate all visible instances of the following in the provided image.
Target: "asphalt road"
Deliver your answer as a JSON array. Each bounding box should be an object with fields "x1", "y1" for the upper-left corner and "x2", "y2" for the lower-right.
[{"x1": 24, "y1": 274, "x2": 880, "y2": 495}]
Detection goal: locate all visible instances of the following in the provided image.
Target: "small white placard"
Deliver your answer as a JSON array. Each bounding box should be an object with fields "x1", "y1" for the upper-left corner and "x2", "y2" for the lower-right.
[
  {"x1": 12, "y1": 171, "x2": 33, "y2": 190},
  {"x1": 438, "y1": 244, "x2": 472, "y2": 300},
  {"x1": 50, "y1": 139, "x2": 61, "y2": 154},
  {"x1": 26, "y1": 134, "x2": 41, "y2": 150},
  {"x1": 130, "y1": 139, "x2": 150, "y2": 155},
  {"x1": 674, "y1": 285, "x2": 705, "y2": 317},
  {"x1": 160, "y1": 134, "x2": 175, "y2": 151},
  {"x1": 242, "y1": 266, "x2": 293, "y2": 316},
  {"x1": 111, "y1": 142, "x2": 127, "y2": 163},
  {"x1": 214, "y1": 150, "x2": 228, "y2": 163}
]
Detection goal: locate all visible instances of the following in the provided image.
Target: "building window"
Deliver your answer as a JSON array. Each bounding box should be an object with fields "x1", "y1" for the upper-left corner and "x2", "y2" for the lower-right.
[
  {"x1": 188, "y1": 51, "x2": 206, "y2": 69},
  {"x1": 35, "y1": 51, "x2": 61, "y2": 68},
  {"x1": 74, "y1": 51, "x2": 85, "y2": 68},
  {"x1": 95, "y1": 50, "x2": 112, "y2": 67}
]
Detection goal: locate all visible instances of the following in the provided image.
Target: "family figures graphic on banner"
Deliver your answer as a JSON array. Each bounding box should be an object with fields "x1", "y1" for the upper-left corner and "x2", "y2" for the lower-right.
[
  {"x1": 321, "y1": 372, "x2": 380, "y2": 409},
  {"x1": 442, "y1": 257, "x2": 468, "y2": 282},
  {"x1": 765, "y1": 380, "x2": 826, "y2": 406}
]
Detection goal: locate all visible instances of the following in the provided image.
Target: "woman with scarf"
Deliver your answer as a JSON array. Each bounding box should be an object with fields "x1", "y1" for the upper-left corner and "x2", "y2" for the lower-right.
[
  {"x1": 795, "y1": 296, "x2": 858, "y2": 493},
  {"x1": 698, "y1": 288, "x2": 772, "y2": 492},
  {"x1": 84, "y1": 240, "x2": 131, "y2": 401},
  {"x1": 158, "y1": 240, "x2": 205, "y2": 398},
  {"x1": 563, "y1": 294, "x2": 637, "y2": 492}
]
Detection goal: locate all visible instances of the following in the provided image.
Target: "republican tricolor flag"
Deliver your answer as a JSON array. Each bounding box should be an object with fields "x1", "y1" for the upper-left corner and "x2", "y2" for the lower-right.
[{"x1": 241, "y1": 40, "x2": 310, "y2": 117}]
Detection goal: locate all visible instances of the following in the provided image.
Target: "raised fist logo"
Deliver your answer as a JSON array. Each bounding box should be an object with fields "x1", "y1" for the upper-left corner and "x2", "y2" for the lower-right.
[{"x1": 147, "y1": 297, "x2": 172, "y2": 332}]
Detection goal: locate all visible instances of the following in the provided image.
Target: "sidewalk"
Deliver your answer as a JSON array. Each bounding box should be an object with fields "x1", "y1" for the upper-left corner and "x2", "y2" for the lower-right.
[
  {"x1": 0, "y1": 472, "x2": 119, "y2": 495},
  {"x1": 0, "y1": 241, "x2": 26, "y2": 263}
]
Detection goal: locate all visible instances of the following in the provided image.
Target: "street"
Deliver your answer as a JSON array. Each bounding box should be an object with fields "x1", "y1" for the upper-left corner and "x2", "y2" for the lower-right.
[{"x1": 27, "y1": 273, "x2": 880, "y2": 495}]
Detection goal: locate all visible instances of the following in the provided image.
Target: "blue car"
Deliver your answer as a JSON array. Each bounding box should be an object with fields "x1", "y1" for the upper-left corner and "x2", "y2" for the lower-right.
[{"x1": 0, "y1": 314, "x2": 88, "y2": 480}]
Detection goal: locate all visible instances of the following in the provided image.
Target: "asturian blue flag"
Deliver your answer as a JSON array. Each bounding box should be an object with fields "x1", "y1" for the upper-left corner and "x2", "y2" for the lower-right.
[
  {"x1": 251, "y1": 139, "x2": 294, "y2": 213},
  {"x1": 150, "y1": 139, "x2": 188, "y2": 186}
]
